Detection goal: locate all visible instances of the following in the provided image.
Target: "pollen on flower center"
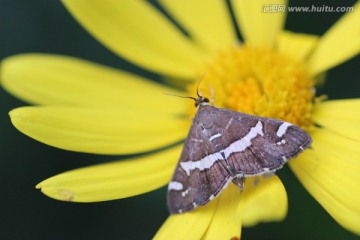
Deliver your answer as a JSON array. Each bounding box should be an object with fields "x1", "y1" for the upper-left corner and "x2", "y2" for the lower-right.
[{"x1": 189, "y1": 45, "x2": 316, "y2": 131}]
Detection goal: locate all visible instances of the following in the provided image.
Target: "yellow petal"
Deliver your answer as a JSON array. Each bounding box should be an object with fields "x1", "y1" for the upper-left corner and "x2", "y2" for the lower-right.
[
  {"x1": 289, "y1": 128, "x2": 360, "y2": 235},
  {"x1": 277, "y1": 31, "x2": 319, "y2": 61},
  {"x1": 307, "y1": 2, "x2": 360, "y2": 76},
  {"x1": 239, "y1": 175, "x2": 288, "y2": 227},
  {"x1": 203, "y1": 184, "x2": 242, "y2": 240},
  {"x1": 1, "y1": 54, "x2": 187, "y2": 113},
  {"x1": 10, "y1": 106, "x2": 188, "y2": 154},
  {"x1": 36, "y1": 146, "x2": 181, "y2": 202},
  {"x1": 154, "y1": 199, "x2": 218, "y2": 240},
  {"x1": 62, "y1": 0, "x2": 207, "y2": 78},
  {"x1": 160, "y1": 0, "x2": 237, "y2": 53},
  {"x1": 313, "y1": 99, "x2": 360, "y2": 141},
  {"x1": 232, "y1": 0, "x2": 287, "y2": 48}
]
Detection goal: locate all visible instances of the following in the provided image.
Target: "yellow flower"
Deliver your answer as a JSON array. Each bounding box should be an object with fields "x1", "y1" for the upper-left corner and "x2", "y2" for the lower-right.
[{"x1": 1, "y1": 0, "x2": 360, "y2": 239}]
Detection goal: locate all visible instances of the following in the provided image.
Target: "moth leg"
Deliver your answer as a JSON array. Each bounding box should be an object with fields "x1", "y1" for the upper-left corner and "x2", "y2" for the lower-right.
[
  {"x1": 252, "y1": 173, "x2": 275, "y2": 187},
  {"x1": 232, "y1": 176, "x2": 245, "y2": 190},
  {"x1": 262, "y1": 172, "x2": 275, "y2": 179},
  {"x1": 252, "y1": 176, "x2": 260, "y2": 187}
]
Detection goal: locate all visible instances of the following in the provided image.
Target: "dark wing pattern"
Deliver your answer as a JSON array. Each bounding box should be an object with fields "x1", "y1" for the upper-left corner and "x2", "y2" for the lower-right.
[
  {"x1": 167, "y1": 105, "x2": 312, "y2": 214},
  {"x1": 166, "y1": 107, "x2": 233, "y2": 213},
  {"x1": 214, "y1": 107, "x2": 312, "y2": 176}
]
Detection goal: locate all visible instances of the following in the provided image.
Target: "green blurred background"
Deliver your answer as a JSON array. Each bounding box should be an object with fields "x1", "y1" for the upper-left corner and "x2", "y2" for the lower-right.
[{"x1": 1, "y1": 0, "x2": 359, "y2": 239}]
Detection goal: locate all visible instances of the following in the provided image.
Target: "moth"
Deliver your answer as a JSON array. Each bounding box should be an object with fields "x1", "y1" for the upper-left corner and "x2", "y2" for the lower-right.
[{"x1": 167, "y1": 93, "x2": 312, "y2": 214}]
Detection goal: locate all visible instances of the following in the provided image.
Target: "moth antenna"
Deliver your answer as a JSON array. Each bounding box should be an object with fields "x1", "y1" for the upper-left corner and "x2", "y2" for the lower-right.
[
  {"x1": 164, "y1": 73, "x2": 209, "y2": 107},
  {"x1": 163, "y1": 93, "x2": 197, "y2": 101},
  {"x1": 196, "y1": 73, "x2": 206, "y2": 98}
]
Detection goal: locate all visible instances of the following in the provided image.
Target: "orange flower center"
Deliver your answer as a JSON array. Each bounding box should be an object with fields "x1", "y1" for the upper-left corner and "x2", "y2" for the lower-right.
[{"x1": 188, "y1": 45, "x2": 317, "y2": 131}]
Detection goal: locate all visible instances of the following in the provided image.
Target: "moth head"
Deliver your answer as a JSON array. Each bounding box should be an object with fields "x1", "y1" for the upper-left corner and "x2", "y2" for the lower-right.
[
  {"x1": 194, "y1": 95, "x2": 209, "y2": 107},
  {"x1": 165, "y1": 73, "x2": 210, "y2": 107}
]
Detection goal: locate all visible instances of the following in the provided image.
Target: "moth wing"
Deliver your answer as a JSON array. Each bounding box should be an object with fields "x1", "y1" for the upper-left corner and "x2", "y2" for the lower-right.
[
  {"x1": 214, "y1": 108, "x2": 312, "y2": 176},
  {"x1": 167, "y1": 114, "x2": 232, "y2": 214},
  {"x1": 167, "y1": 106, "x2": 312, "y2": 213}
]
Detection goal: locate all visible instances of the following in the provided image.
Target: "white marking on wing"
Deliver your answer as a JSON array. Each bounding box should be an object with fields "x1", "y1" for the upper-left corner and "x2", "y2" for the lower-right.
[
  {"x1": 225, "y1": 117, "x2": 234, "y2": 130},
  {"x1": 180, "y1": 121, "x2": 264, "y2": 175},
  {"x1": 168, "y1": 181, "x2": 183, "y2": 191},
  {"x1": 209, "y1": 133, "x2": 221, "y2": 142},
  {"x1": 208, "y1": 194, "x2": 215, "y2": 201},
  {"x1": 224, "y1": 121, "x2": 263, "y2": 158},
  {"x1": 276, "y1": 139, "x2": 286, "y2": 145},
  {"x1": 276, "y1": 122, "x2": 292, "y2": 137},
  {"x1": 181, "y1": 188, "x2": 190, "y2": 197}
]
